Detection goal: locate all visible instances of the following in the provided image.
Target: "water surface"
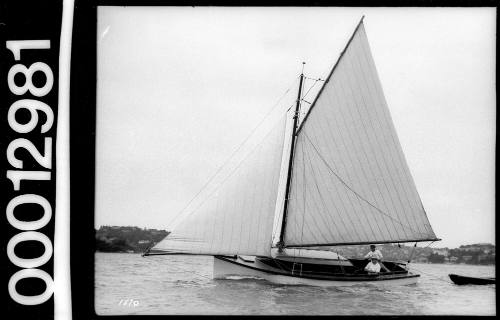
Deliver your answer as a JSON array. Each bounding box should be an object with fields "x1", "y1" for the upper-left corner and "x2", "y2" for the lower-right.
[{"x1": 95, "y1": 252, "x2": 495, "y2": 315}]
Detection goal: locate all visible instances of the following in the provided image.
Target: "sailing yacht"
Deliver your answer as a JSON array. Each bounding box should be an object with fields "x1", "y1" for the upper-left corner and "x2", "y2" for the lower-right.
[{"x1": 144, "y1": 17, "x2": 440, "y2": 286}]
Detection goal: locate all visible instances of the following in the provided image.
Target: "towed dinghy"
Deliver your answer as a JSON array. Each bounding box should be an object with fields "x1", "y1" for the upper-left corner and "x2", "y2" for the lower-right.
[{"x1": 449, "y1": 274, "x2": 495, "y2": 285}]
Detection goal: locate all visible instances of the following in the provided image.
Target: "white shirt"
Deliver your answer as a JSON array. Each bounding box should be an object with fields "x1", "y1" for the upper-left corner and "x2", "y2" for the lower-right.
[
  {"x1": 364, "y1": 261, "x2": 381, "y2": 273},
  {"x1": 364, "y1": 249, "x2": 383, "y2": 260}
]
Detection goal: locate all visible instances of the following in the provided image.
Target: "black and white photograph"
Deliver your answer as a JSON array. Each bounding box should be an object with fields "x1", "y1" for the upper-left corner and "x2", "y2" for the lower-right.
[
  {"x1": 93, "y1": 7, "x2": 496, "y2": 316},
  {"x1": 1, "y1": 3, "x2": 496, "y2": 319}
]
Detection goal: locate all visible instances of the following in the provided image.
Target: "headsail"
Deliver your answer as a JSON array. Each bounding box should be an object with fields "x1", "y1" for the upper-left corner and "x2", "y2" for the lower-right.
[
  {"x1": 150, "y1": 115, "x2": 287, "y2": 257},
  {"x1": 283, "y1": 20, "x2": 438, "y2": 247}
]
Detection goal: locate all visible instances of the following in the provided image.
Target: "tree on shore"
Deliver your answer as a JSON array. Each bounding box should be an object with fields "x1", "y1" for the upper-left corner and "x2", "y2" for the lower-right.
[{"x1": 96, "y1": 226, "x2": 169, "y2": 253}]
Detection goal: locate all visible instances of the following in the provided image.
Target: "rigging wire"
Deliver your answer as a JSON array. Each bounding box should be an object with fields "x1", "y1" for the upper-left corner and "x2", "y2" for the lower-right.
[
  {"x1": 406, "y1": 240, "x2": 436, "y2": 263},
  {"x1": 167, "y1": 76, "x2": 299, "y2": 229},
  {"x1": 295, "y1": 77, "x2": 319, "y2": 126},
  {"x1": 304, "y1": 76, "x2": 325, "y2": 82},
  {"x1": 407, "y1": 242, "x2": 418, "y2": 263},
  {"x1": 174, "y1": 116, "x2": 288, "y2": 226},
  {"x1": 302, "y1": 132, "x2": 430, "y2": 238},
  {"x1": 422, "y1": 241, "x2": 436, "y2": 250},
  {"x1": 302, "y1": 78, "x2": 321, "y2": 100},
  {"x1": 298, "y1": 77, "x2": 321, "y2": 122},
  {"x1": 392, "y1": 241, "x2": 437, "y2": 266},
  {"x1": 397, "y1": 241, "x2": 450, "y2": 283}
]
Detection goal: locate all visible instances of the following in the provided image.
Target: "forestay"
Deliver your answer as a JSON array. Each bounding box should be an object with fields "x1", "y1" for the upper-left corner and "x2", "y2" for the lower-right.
[
  {"x1": 152, "y1": 116, "x2": 287, "y2": 257},
  {"x1": 284, "y1": 22, "x2": 438, "y2": 247}
]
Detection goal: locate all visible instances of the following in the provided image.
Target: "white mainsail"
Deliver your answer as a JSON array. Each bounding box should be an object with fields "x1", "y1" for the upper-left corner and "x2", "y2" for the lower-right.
[
  {"x1": 283, "y1": 21, "x2": 437, "y2": 247},
  {"x1": 152, "y1": 116, "x2": 287, "y2": 257}
]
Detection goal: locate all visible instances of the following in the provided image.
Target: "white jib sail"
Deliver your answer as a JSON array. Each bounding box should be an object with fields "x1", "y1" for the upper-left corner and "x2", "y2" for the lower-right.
[
  {"x1": 284, "y1": 22, "x2": 438, "y2": 247},
  {"x1": 152, "y1": 115, "x2": 287, "y2": 257}
]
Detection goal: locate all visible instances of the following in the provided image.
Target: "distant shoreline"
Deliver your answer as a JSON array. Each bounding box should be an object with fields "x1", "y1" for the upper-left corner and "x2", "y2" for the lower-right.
[
  {"x1": 95, "y1": 251, "x2": 495, "y2": 265},
  {"x1": 95, "y1": 226, "x2": 495, "y2": 265},
  {"x1": 95, "y1": 226, "x2": 169, "y2": 254},
  {"x1": 95, "y1": 252, "x2": 495, "y2": 267}
]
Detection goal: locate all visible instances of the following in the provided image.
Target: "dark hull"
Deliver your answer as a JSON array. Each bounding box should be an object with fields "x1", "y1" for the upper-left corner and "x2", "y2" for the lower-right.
[{"x1": 449, "y1": 274, "x2": 495, "y2": 285}]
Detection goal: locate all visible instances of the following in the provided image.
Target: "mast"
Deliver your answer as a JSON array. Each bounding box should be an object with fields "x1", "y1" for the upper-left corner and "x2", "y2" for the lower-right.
[{"x1": 277, "y1": 65, "x2": 305, "y2": 250}]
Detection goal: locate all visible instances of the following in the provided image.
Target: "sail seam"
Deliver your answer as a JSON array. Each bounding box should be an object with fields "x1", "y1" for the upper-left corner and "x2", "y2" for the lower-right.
[
  {"x1": 299, "y1": 139, "x2": 307, "y2": 244},
  {"x1": 310, "y1": 107, "x2": 371, "y2": 242},
  {"x1": 304, "y1": 141, "x2": 346, "y2": 242},
  {"x1": 305, "y1": 137, "x2": 352, "y2": 243},
  {"x1": 287, "y1": 137, "x2": 320, "y2": 245},
  {"x1": 285, "y1": 136, "x2": 325, "y2": 242},
  {"x1": 343, "y1": 35, "x2": 412, "y2": 240},
  {"x1": 332, "y1": 63, "x2": 396, "y2": 240},
  {"x1": 354, "y1": 28, "x2": 425, "y2": 236},
  {"x1": 253, "y1": 144, "x2": 270, "y2": 253},
  {"x1": 331, "y1": 73, "x2": 398, "y2": 240},
  {"x1": 358, "y1": 27, "x2": 432, "y2": 236},
  {"x1": 325, "y1": 87, "x2": 386, "y2": 241},
  {"x1": 302, "y1": 132, "x2": 430, "y2": 238}
]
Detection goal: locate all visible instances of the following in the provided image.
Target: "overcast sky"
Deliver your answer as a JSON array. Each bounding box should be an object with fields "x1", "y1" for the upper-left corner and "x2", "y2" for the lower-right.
[{"x1": 96, "y1": 7, "x2": 495, "y2": 249}]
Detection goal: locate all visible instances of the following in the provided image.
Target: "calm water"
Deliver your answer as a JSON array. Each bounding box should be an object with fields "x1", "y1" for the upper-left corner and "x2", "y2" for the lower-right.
[{"x1": 95, "y1": 252, "x2": 495, "y2": 315}]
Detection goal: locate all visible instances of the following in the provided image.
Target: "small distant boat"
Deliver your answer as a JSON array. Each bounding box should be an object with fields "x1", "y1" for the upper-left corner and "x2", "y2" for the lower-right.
[{"x1": 449, "y1": 274, "x2": 495, "y2": 285}]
